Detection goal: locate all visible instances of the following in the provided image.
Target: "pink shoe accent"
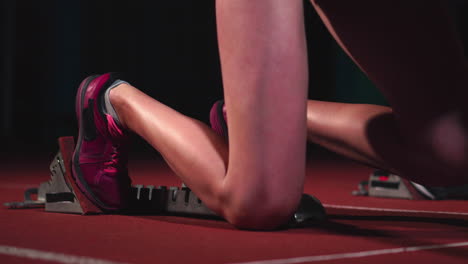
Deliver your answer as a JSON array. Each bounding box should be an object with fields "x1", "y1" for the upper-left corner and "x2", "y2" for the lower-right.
[
  {"x1": 106, "y1": 114, "x2": 125, "y2": 138},
  {"x1": 72, "y1": 73, "x2": 131, "y2": 211},
  {"x1": 209, "y1": 100, "x2": 228, "y2": 140}
]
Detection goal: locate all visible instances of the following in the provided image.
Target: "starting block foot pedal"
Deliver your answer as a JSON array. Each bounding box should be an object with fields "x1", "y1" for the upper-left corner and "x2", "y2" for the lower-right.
[
  {"x1": 46, "y1": 137, "x2": 102, "y2": 214},
  {"x1": 4, "y1": 137, "x2": 102, "y2": 214}
]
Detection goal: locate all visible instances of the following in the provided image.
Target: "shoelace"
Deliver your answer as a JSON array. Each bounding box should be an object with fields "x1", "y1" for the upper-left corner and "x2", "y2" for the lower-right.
[
  {"x1": 103, "y1": 114, "x2": 128, "y2": 170},
  {"x1": 104, "y1": 145, "x2": 119, "y2": 168}
]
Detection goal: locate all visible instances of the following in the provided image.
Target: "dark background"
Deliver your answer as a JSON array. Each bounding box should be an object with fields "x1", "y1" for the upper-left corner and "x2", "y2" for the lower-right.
[{"x1": 1, "y1": 0, "x2": 467, "y2": 161}]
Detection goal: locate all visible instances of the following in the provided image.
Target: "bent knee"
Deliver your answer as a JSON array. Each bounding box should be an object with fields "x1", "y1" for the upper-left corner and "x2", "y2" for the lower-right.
[
  {"x1": 222, "y1": 190, "x2": 301, "y2": 230},
  {"x1": 427, "y1": 112, "x2": 468, "y2": 169},
  {"x1": 401, "y1": 112, "x2": 468, "y2": 186}
]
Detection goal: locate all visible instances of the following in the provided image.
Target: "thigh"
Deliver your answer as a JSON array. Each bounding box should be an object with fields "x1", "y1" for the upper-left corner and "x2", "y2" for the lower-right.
[{"x1": 216, "y1": 0, "x2": 309, "y2": 225}]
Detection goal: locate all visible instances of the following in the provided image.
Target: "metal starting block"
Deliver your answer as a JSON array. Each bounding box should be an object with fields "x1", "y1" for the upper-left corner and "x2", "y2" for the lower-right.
[
  {"x1": 4, "y1": 137, "x2": 326, "y2": 227},
  {"x1": 353, "y1": 170, "x2": 468, "y2": 200},
  {"x1": 4, "y1": 137, "x2": 99, "y2": 213},
  {"x1": 353, "y1": 170, "x2": 435, "y2": 200},
  {"x1": 128, "y1": 185, "x2": 217, "y2": 217}
]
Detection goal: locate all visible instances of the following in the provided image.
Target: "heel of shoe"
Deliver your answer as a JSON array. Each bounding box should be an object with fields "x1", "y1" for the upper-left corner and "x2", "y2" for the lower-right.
[{"x1": 60, "y1": 137, "x2": 103, "y2": 214}]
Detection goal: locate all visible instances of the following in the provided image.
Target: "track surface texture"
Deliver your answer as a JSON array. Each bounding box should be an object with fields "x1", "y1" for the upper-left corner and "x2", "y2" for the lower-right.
[{"x1": 1, "y1": 157, "x2": 468, "y2": 264}]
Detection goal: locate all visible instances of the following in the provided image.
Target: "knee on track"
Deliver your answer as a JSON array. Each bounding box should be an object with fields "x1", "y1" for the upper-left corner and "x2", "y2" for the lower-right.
[{"x1": 220, "y1": 187, "x2": 301, "y2": 230}]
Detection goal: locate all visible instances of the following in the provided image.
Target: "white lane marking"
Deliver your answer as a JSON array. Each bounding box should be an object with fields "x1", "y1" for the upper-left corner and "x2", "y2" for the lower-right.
[
  {"x1": 323, "y1": 204, "x2": 468, "y2": 216},
  {"x1": 231, "y1": 241, "x2": 468, "y2": 264},
  {"x1": 0, "y1": 245, "x2": 130, "y2": 264}
]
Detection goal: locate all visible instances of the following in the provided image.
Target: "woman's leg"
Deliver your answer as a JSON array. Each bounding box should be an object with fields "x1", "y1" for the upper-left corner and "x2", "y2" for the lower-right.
[
  {"x1": 110, "y1": 84, "x2": 229, "y2": 213},
  {"x1": 306, "y1": 100, "x2": 396, "y2": 171},
  {"x1": 307, "y1": 0, "x2": 468, "y2": 186},
  {"x1": 216, "y1": 0, "x2": 308, "y2": 227},
  {"x1": 111, "y1": 0, "x2": 309, "y2": 229}
]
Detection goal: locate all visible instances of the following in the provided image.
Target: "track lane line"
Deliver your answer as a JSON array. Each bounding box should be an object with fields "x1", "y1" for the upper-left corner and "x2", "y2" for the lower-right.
[
  {"x1": 0, "y1": 245, "x2": 129, "y2": 264},
  {"x1": 323, "y1": 204, "x2": 468, "y2": 216},
  {"x1": 231, "y1": 241, "x2": 468, "y2": 264}
]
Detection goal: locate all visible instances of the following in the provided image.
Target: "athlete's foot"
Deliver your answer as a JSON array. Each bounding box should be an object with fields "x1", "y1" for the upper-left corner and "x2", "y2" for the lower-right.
[
  {"x1": 72, "y1": 73, "x2": 132, "y2": 211},
  {"x1": 209, "y1": 100, "x2": 228, "y2": 140},
  {"x1": 106, "y1": 82, "x2": 136, "y2": 131}
]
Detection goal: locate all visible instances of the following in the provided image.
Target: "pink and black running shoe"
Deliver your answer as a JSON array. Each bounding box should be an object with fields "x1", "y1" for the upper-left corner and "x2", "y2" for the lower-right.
[
  {"x1": 72, "y1": 73, "x2": 131, "y2": 211},
  {"x1": 209, "y1": 100, "x2": 228, "y2": 140}
]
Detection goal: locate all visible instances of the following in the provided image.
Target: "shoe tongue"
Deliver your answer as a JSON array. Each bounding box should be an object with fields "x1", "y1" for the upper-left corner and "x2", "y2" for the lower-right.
[{"x1": 106, "y1": 114, "x2": 125, "y2": 139}]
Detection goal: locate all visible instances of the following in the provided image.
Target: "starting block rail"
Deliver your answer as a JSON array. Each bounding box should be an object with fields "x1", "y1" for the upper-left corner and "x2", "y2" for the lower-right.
[{"x1": 4, "y1": 137, "x2": 326, "y2": 228}]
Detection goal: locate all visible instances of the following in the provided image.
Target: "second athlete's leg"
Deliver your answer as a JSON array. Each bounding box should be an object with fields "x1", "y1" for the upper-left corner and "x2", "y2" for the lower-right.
[
  {"x1": 306, "y1": 100, "x2": 398, "y2": 171},
  {"x1": 308, "y1": 0, "x2": 468, "y2": 186}
]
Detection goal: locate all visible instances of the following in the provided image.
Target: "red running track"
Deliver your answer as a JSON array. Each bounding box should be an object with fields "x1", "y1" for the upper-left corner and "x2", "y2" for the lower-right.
[{"x1": 1, "y1": 158, "x2": 468, "y2": 264}]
